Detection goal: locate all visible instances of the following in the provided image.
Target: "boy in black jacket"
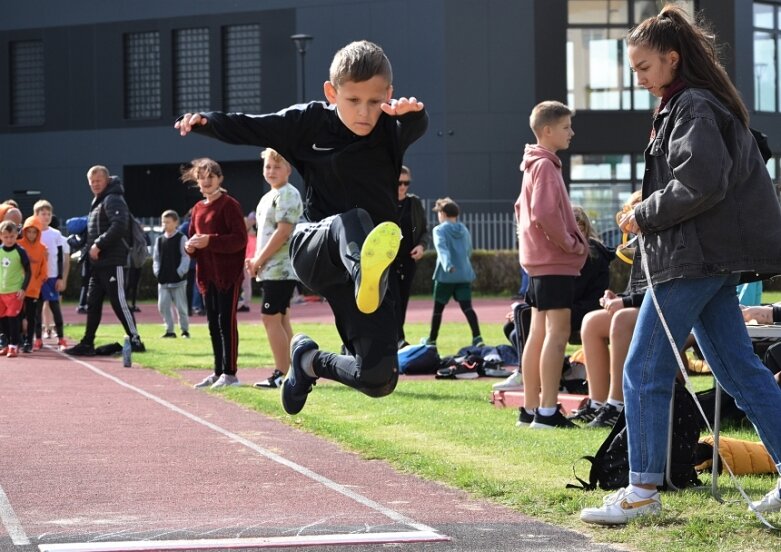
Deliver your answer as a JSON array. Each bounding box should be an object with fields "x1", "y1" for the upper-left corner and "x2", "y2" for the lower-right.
[{"x1": 176, "y1": 40, "x2": 427, "y2": 414}]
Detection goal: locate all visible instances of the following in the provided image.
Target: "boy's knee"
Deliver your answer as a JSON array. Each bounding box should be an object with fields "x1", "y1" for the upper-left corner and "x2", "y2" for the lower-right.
[{"x1": 358, "y1": 354, "x2": 399, "y2": 398}]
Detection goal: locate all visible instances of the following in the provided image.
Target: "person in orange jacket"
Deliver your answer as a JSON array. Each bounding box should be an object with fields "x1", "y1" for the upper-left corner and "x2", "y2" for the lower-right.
[{"x1": 18, "y1": 216, "x2": 48, "y2": 353}]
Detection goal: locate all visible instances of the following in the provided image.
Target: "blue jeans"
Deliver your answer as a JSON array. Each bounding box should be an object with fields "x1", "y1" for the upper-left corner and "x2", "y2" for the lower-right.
[{"x1": 624, "y1": 275, "x2": 781, "y2": 486}]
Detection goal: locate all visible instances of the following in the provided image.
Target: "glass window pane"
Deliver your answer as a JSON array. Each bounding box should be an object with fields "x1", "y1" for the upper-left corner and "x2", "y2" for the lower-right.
[
  {"x1": 223, "y1": 24, "x2": 262, "y2": 113},
  {"x1": 633, "y1": 1, "x2": 694, "y2": 23},
  {"x1": 754, "y1": 31, "x2": 776, "y2": 112},
  {"x1": 754, "y1": 2, "x2": 775, "y2": 29},
  {"x1": 569, "y1": 1, "x2": 628, "y2": 25},
  {"x1": 567, "y1": 28, "x2": 626, "y2": 109},
  {"x1": 174, "y1": 28, "x2": 211, "y2": 114},
  {"x1": 124, "y1": 32, "x2": 161, "y2": 119},
  {"x1": 633, "y1": 1, "x2": 658, "y2": 23},
  {"x1": 569, "y1": 182, "x2": 632, "y2": 247},
  {"x1": 10, "y1": 40, "x2": 45, "y2": 126}
]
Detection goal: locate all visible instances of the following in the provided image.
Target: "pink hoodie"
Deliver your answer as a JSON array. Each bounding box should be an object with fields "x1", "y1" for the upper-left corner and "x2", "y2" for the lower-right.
[{"x1": 515, "y1": 144, "x2": 587, "y2": 277}]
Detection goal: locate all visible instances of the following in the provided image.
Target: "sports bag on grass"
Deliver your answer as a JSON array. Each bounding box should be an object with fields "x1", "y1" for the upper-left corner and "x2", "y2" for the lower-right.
[
  {"x1": 567, "y1": 382, "x2": 701, "y2": 491},
  {"x1": 398, "y1": 344, "x2": 440, "y2": 375}
]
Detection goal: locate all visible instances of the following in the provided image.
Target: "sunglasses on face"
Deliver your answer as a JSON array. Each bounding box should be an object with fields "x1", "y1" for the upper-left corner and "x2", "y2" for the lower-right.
[{"x1": 398, "y1": 180, "x2": 410, "y2": 186}]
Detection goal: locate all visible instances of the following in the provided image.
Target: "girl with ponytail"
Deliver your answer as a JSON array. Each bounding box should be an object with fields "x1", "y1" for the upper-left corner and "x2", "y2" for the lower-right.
[{"x1": 580, "y1": 4, "x2": 781, "y2": 526}]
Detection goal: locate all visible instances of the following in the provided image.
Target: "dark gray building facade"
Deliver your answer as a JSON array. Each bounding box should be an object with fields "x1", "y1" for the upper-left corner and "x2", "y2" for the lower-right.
[{"x1": 1, "y1": 0, "x2": 779, "y2": 242}]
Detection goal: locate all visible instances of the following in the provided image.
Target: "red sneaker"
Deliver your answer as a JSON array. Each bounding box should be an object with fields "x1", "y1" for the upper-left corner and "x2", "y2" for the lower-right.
[
  {"x1": 7, "y1": 346, "x2": 18, "y2": 358},
  {"x1": 33, "y1": 338, "x2": 43, "y2": 351},
  {"x1": 57, "y1": 338, "x2": 68, "y2": 351}
]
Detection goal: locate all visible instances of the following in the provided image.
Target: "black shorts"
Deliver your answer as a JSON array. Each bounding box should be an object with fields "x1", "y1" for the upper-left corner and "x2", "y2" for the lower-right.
[
  {"x1": 527, "y1": 275, "x2": 575, "y2": 311},
  {"x1": 260, "y1": 280, "x2": 297, "y2": 315}
]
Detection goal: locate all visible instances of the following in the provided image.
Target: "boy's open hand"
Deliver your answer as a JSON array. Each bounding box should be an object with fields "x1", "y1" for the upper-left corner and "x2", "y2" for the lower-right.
[
  {"x1": 175, "y1": 113, "x2": 208, "y2": 136},
  {"x1": 381, "y1": 97, "x2": 424, "y2": 117}
]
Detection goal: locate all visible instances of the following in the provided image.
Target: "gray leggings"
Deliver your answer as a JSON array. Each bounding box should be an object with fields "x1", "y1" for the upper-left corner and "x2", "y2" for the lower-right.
[{"x1": 157, "y1": 282, "x2": 190, "y2": 333}]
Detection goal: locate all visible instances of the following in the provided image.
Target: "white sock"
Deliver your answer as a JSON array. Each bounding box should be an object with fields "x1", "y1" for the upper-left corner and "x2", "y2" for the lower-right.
[
  {"x1": 537, "y1": 406, "x2": 557, "y2": 417},
  {"x1": 627, "y1": 484, "x2": 657, "y2": 498},
  {"x1": 607, "y1": 398, "x2": 624, "y2": 411},
  {"x1": 590, "y1": 399, "x2": 605, "y2": 409},
  {"x1": 301, "y1": 349, "x2": 317, "y2": 377}
]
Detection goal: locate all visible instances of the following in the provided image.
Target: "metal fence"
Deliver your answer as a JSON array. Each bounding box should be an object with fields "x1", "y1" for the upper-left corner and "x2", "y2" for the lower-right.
[
  {"x1": 430, "y1": 211, "x2": 517, "y2": 251},
  {"x1": 138, "y1": 211, "x2": 520, "y2": 252}
]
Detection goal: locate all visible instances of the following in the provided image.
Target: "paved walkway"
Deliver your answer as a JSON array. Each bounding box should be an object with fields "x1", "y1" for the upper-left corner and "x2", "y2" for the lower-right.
[{"x1": 0, "y1": 336, "x2": 623, "y2": 552}]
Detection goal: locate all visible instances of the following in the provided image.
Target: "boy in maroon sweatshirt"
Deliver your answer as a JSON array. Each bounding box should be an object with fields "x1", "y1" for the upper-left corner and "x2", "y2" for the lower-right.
[{"x1": 515, "y1": 101, "x2": 588, "y2": 429}]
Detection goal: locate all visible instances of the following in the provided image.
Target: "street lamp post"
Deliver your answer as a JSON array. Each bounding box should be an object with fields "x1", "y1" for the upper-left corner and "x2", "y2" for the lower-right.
[{"x1": 290, "y1": 34, "x2": 313, "y2": 103}]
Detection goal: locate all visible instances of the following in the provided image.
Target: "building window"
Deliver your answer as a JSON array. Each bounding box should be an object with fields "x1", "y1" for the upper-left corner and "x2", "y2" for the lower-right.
[
  {"x1": 124, "y1": 31, "x2": 161, "y2": 119},
  {"x1": 754, "y1": 2, "x2": 781, "y2": 112},
  {"x1": 567, "y1": 0, "x2": 694, "y2": 110},
  {"x1": 174, "y1": 28, "x2": 211, "y2": 114},
  {"x1": 569, "y1": 153, "x2": 642, "y2": 246},
  {"x1": 223, "y1": 24, "x2": 261, "y2": 113},
  {"x1": 10, "y1": 40, "x2": 45, "y2": 126}
]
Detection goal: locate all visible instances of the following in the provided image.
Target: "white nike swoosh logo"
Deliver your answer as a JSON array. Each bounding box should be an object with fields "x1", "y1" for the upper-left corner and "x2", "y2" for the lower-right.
[{"x1": 312, "y1": 144, "x2": 334, "y2": 151}]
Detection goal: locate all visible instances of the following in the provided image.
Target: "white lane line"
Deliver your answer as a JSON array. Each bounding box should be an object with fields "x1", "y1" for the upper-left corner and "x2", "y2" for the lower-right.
[
  {"x1": 38, "y1": 530, "x2": 447, "y2": 551},
  {"x1": 0, "y1": 484, "x2": 31, "y2": 545},
  {"x1": 60, "y1": 353, "x2": 445, "y2": 535}
]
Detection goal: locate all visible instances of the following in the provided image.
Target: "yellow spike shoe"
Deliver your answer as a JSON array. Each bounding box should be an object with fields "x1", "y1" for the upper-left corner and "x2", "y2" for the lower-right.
[{"x1": 355, "y1": 222, "x2": 402, "y2": 314}]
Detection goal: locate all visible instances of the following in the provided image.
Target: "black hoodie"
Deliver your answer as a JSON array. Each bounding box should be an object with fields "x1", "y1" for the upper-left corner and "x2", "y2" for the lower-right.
[{"x1": 86, "y1": 176, "x2": 130, "y2": 268}]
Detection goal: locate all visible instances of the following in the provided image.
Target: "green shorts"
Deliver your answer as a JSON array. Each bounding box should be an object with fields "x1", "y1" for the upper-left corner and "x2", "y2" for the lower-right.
[{"x1": 433, "y1": 281, "x2": 473, "y2": 304}]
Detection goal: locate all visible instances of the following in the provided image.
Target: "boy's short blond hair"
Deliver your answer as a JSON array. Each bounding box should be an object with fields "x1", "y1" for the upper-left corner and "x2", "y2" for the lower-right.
[
  {"x1": 0, "y1": 220, "x2": 17, "y2": 234},
  {"x1": 33, "y1": 199, "x2": 52, "y2": 214},
  {"x1": 529, "y1": 101, "x2": 574, "y2": 136},
  {"x1": 329, "y1": 40, "x2": 393, "y2": 87},
  {"x1": 260, "y1": 148, "x2": 291, "y2": 169}
]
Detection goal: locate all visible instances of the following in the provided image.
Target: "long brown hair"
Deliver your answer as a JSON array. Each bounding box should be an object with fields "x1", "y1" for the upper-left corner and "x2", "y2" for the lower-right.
[{"x1": 627, "y1": 4, "x2": 748, "y2": 127}]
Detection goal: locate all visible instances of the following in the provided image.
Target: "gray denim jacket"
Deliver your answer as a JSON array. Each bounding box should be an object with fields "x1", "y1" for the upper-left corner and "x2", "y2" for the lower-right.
[{"x1": 631, "y1": 88, "x2": 781, "y2": 292}]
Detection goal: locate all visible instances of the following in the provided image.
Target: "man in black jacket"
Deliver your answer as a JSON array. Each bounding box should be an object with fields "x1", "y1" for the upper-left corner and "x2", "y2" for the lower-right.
[{"x1": 65, "y1": 166, "x2": 146, "y2": 356}]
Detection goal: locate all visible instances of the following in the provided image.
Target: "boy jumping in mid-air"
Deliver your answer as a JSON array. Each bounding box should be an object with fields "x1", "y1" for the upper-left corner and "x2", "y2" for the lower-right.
[{"x1": 176, "y1": 40, "x2": 428, "y2": 414}]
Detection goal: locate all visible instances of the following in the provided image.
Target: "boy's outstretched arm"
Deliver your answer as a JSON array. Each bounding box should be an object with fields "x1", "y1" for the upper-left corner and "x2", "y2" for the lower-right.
[
  {"x1": 175, "y1": 113, "x2": 208, "y2": 136},
  {"x1": 381, "y1": 97, "x2": 425, "y2": 117}
]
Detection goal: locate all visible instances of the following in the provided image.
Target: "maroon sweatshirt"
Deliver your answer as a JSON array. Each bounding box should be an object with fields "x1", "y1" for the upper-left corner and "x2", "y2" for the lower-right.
[{"x1": 188, "y1": 193, "x2": 248, "y2": 293}]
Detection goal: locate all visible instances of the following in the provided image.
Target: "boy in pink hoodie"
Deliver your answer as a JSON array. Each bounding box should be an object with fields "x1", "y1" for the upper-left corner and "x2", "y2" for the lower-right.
[{"x1": 515, "y1": 100, "x2": 588, "y2": 429}]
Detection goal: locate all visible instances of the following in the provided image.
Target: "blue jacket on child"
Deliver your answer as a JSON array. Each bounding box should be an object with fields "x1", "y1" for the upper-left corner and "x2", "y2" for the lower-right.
[{"x1": 432, "y1": 220, "x2": 476, "y2": 283}]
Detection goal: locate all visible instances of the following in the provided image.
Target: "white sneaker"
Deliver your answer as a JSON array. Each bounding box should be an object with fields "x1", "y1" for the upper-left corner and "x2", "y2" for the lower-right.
[
  {"x1": 580, "y1": 487, "x2": 661, "y2": 525},
  {"x1": 210, "y1": 374, "x2": 240, "y2": 389},
  {"x1": 492, "y1": 370, "x2": 523, "y2": 391},
  {"x1": 194, "y1": 374, "x2": 219, "y2": 388},
  {"x1": 750, "y1": 479, "x2": 781, "y2": 513}
]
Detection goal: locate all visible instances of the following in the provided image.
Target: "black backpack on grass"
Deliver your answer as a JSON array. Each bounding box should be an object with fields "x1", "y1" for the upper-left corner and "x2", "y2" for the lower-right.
[{"x1": 567, "y1": 382, "x2": 701, "y2": 491}]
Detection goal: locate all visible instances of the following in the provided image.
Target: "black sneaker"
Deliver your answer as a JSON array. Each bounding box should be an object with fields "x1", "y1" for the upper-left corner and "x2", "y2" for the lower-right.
[
  {"x1": 181, "y1": 331, "x2": 190, "y2": 339},
  {"x1": 516, "y1": 407, "x2": 535, "y2": 427},
  {"x1": 237, "y1": 305, "x2": 250, "y2": 312},
  {"x1": 76, "y1": 306, "x2": 88, "y2": 314},
  {"x1": 281, "y1": 335, "x2": 319, "y2": 415},
  {"x1": 254, "y1": 369, "x2": 285, "y2": 389},
  {"x1": 21, "y1": 341, "x2": 33, "y2": 354},
  {"x1": 161, "y1": 332, "x2": 177, "y2": 338},
  {"x1": 64, "y1": 342, "x2": 96, "y2": 356},
  {"x1": 130, "y1": 336, "x2": 146, "y2": 353},
  {"x1": 530, "y1": 407, "x2": 578, "y2": 429},
  {"x1": 587, "y1": 404, "x2": 622, "y2": 428},
  {"x1": 567, "y1": 400, "x2": 600, "y2": 423}
]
